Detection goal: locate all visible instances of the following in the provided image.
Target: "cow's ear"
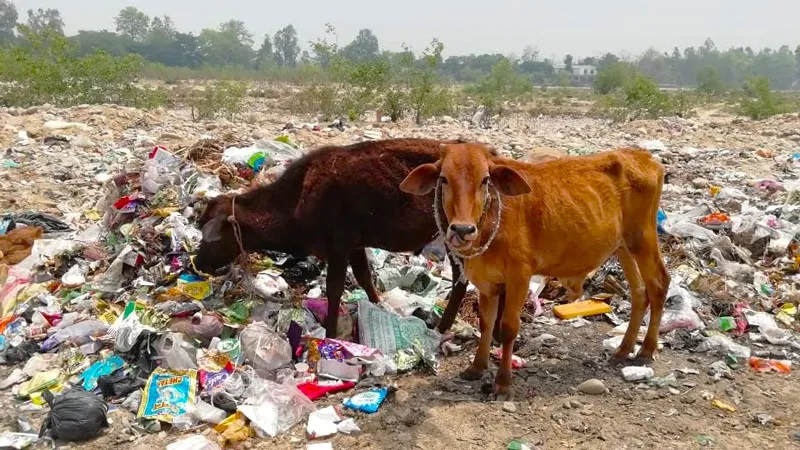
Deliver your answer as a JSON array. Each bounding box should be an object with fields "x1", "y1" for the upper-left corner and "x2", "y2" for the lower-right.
[
  {"x1": 202, "y1": 215, "x2": 226, "y2": 242},
  {"x1": 400, "y1": 162, "x2": 441, "y2": 195}
]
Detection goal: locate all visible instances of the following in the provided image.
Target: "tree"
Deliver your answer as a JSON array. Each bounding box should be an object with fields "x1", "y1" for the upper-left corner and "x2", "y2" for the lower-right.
[
  {"x1": 341, "y1": 28, "x2": 379, "y2": 62},
  {"x1": 563, "y1": 54, "x2": 573, "y2": 73},
  {"x1": 521, "y1": 45, "x2": 539, "y2": 62},
  {"x1": 150, "y1": 15, "x2": 176, "y2": 38},
  {"x1": 0, "y1": 0, "x2": 17, "y2": 44},
  {"x1": 174, "y1": 32, "x2": 201, "y2": 68},
  {"x1": 219, "y1": 20, "x2": 253, "y2": 47},
  {"x1": 256, "y1": 34, "x2": 274, "y2": 69},
  {"x1": 114, "y1": 7, "x2": 150, "y2": 42},
  {"x1": 593, "y1": 61, "x2": 635, "y2": 94},
  {"x1": 696, "y1": 66, "x2": 725, "y2": 94},
  {"x1": 598, "y1": 52, "x2": 620, "y2": 69},
  {"x1": 274, "y1": 24, "x2": 300, "y2": 67},
  {"x1": 26, "y1": 8, "x2": 64, "y2": 35}
]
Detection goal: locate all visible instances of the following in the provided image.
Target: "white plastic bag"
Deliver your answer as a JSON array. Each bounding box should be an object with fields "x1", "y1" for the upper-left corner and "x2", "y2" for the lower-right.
[
  {"x1": 238, "y1": 379, "x2": 314, "y2": 437},
  {"x1": 156, "y1": 333, "x2": 198, "y2": 370},
  {"x1": 240, "y1": 322, "x2": 292, "y2": 377}
]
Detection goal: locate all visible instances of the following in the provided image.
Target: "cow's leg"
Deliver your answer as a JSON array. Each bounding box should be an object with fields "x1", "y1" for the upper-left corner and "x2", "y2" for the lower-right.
[
  {"x1": 493, "y1": 286, "x2": 506, "y2": 344},
  {"x1": 437, "y1": 253, "x2": 467, "y2": 333},
  {"x1": 494, "y1": 276, "x2": 528, "y2": 400},
  {"x1": 561, "y1": 276, "x2": 585, "y2": 302},
  {"x1": 612, "y1": 247, "x2": 647, "y2": 364},
  {"x1": 324, "y1": 253, "x2": 348, "y2": 339},
  {"x1": 632, "y1": 236, "x2": 670, "y2": 363},
  {"x1": 349, "y1": 249, "x2": 380, "y2": 304},
  {"x1": 460, "y1": 282, "x2": 501, "y2": 381}
]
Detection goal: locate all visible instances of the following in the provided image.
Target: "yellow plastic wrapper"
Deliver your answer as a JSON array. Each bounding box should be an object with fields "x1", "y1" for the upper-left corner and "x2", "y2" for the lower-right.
[{"x1": 214, "y1": 412, "x2": 253, "y2": 445}]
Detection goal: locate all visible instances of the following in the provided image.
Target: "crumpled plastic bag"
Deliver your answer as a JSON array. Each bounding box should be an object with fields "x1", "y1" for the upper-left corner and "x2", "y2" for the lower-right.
[
  {"x1": 237, "y1": 378, "x2": 314, "y2": 437},
  {"x1": 357, "y1": 299, "x2": 440, "y2": 371},
  {"x1": 240, "y1": 322, "x2": 292, "y2": 377},
  {"x1": 39, "y1": 389, "x2": 109, "y2": 441},
  {"x1": 646, "y1": 281, "x2": 705, "y2": 334}
]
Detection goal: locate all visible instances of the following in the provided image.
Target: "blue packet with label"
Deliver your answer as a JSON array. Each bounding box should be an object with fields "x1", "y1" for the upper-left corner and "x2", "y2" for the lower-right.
[{"x1": 343, "y1": 387, "x2": 388, "y2": 414}]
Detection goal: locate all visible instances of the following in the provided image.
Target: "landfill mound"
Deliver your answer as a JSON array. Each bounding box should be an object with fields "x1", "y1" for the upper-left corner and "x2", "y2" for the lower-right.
[{"x1": 1, "y1": 104, "x2": 800, "y2": 449}]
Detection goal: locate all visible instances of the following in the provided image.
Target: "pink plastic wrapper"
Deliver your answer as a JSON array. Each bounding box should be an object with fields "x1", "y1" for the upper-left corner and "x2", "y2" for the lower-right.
[{"x1": 490, "y1": 348, "x2": 527, "y2": 369}]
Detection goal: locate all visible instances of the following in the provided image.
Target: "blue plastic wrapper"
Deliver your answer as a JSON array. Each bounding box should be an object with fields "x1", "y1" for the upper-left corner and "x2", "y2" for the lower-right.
[
  {"x1": 343, "y1": 387, "x2": 388, "y2": 414},
  {"x1": 656, "y1": 208, "x2": 667, "y2": 234},
  {"x1": 80, "y1": 355, "x2": 125, "y2": 391}
]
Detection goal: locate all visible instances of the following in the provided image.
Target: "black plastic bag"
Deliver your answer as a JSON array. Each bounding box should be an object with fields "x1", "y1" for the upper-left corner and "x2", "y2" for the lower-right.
[
  {"x1": 123, "y1": 330, "x2": 159, "y2": 378},
  {"x1": 0, "y1": 341, "x2": 39, "y2": 365},
  {"x1": 98, "y1": 371, "x2": 146, "y2": 399},
  {"x1": 6, "y1": 212, "x2": 71, "y2": 233},
  {"x1": 39, "y1": 389, "x2": 109, "y2": 441}
]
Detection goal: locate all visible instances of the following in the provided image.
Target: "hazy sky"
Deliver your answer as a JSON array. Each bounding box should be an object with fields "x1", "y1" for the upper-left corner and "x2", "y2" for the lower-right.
[{"x1": 12, "y1": 0, "x2": 799, "y2": 59}]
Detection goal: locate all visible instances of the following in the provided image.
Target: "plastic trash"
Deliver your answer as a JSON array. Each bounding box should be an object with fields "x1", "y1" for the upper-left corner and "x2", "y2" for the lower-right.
[
  {"x1": 622, "y1": 366, "x2": 654, "y2": 381},
  {"x1": 307, "y1": 405, "x2": 342, "y2": 439},
  {"x1": 297, "y1": 380, "x2": 356, "y2": 401},
  {"x1": 187, "y1": 399, "x2": 227, "y2": 425},
  {"x1": 748, "y1": 357, "x2": 791, "y2": 373},
  {"x1": 759, "y1": 327, "x2": 793, "y2": 345},
  {"x1": 39, "y1": 389, "x2": 108, "y2": 441},
  {"x1": 138, "y1": 368, "x2": 197, "y2": 423},
  {"x1": 357, "y1": 299, "x2": 440, "y2": 364},
  {"x1": 237, "y1": 379, "x2": 315, "y2": 437},
  {"x1": 17, "y1": 369, "x2": 60, "y2": 398},
  {"x1": 79, "y1": 354, "x2": 125, "y2": 391},
  {"x1": 649, "y1": 281, "x2": 705, "y2": 333},
  {"x1": 662, "y1": 219, "x2": 718, "y2": 241},
  {"x1": 709, "y1": 248, "x2": 754, "y2": 281},
  {"x1": 239, "y1": 322, "x2": 292, "y2": 377},
  {"x1": 0, "y1": 431, "x2": 40, "y2": 449},
  {"x1": 251, "y1": 271, "x2": 290, "y2": 298},
  {"x1": 696, "y1": 335, "x2": 751, "y2": 359},
  {"x1": 167, "y1": 435, "x2": 221, "y2": 450},
  {"x1": 156, "y1": 333, "x2": 198, "y2": 370},
  {"x1": 553, "y1": 299, "x2": 612, "y2": 320},
  {"x1": 343, "y1": 387, "x2": 388, "y2": 414},
  {"x1": 168, "y1": 314, "x2": 223, "y2": 344},
  {"x1": 142, "y1": 146, "x2": 182, "y2": 195}
]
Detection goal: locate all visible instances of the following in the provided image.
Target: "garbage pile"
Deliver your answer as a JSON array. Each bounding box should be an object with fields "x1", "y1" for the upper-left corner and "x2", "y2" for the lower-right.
[
  {"x1": 0, "y1": 135, "x2": 463, "y2": 448},
  {"x1": 597, "y1": 140, "x2": 800, "y2": 379},
  {"x1": 2, "y1": 127, "x2": 800, "y2": 448}
]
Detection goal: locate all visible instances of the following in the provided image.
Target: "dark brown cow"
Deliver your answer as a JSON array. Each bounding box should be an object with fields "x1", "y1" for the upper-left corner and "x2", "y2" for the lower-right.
[{"x1": 192, "y1": 138, "x2": 471, "y2": 338}]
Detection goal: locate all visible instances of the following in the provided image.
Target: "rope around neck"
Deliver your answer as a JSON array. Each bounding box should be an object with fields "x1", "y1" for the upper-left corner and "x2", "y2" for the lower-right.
[{"x1": 433, "y1": 178, "x2": 503, "y2": 283}]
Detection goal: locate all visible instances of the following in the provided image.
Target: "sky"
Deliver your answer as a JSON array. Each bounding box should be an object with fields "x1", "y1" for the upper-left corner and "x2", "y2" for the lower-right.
[{"x1": 12, "y1": 0, "x2": 800, "y2": 60}]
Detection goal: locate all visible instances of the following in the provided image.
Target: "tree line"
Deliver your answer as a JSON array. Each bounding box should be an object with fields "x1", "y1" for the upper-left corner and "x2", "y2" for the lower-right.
[{"x1": 1, "y1": 2, "x2": 800, "y2": 90}]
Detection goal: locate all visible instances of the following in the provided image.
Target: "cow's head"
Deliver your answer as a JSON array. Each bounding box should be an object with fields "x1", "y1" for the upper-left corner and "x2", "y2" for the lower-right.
[
  {"x1": 400, "y1": 142, "x2": 530, "y2": 252},
  {"x1": 192, "y1": 194, "x2": 242, "y2": 274}
]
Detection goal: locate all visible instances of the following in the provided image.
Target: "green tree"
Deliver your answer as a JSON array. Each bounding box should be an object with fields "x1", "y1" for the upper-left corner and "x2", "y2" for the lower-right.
[
  {"x1": 341, "y1": 28, "x2": 379, "y2": 62},
  {"x1": 256, "y1": 34, "x2": 274, "y2": 69},
  {"x1": 406, "y1": 39, "x2": 452, "y2": 125},
  {"x1": 26, "y1": 8, "x2": 64, "y2": 35},
  {"x1": 738, "y1": 76, "x2": 785, "y2": 120},
  {"x1": 274, "y1": 24, "x2": 300, "y2": 67},
  {"x1": 199, "y1": 20, "x2": 255, "y2": 68},
  {"x1": 696, "y1": 66, "x2": 725, "y2": 94},
  {"x1": 593, "y1": 62, "x2": 634, "y2": 94},
  {"x1": 114, "y1": 7, "x2": 150, "y2": 42},
  {"x1": 0, "y1": 0, "x2": 17, "y2": 45},
  {"x1": 219, "y1": 20, "x2": 253, "y2": 47}
]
